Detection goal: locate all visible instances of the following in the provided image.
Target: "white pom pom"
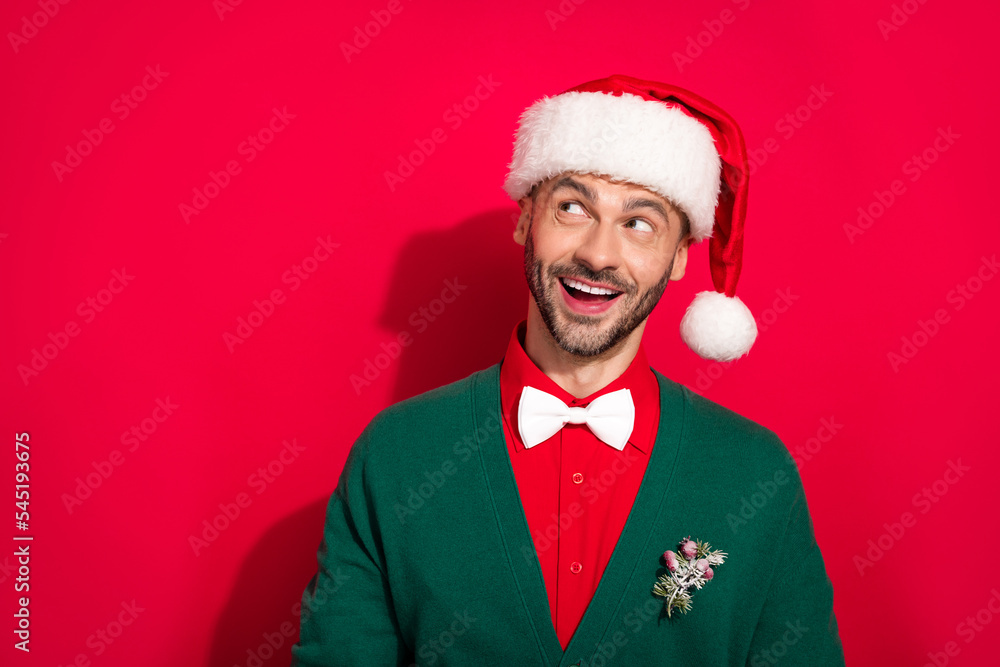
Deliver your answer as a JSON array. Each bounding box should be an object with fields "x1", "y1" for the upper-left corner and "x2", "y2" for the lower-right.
[{"x1": 679, "y1": 290, "x2": 758, "y2": 361}]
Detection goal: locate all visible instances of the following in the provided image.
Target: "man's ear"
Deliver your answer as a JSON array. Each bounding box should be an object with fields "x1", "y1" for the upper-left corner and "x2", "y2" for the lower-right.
[
  {"x1": 669, "y1": 235, "x2": 694, "y2": 281},
  {"x1": 513, "y1": 196, "x2": 532, "y2": 246}
]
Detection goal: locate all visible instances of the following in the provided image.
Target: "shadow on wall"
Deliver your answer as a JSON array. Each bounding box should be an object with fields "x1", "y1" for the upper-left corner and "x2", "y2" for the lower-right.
[
  {"x1": 208, "y1": 208, "x2": 527, "y2": 666},
  {"x1": 378, "y1": 208, "x2": 527, "y2": 404},
  {"x1": 207, "y1": 498, "x2": 328, "y2": 667}
]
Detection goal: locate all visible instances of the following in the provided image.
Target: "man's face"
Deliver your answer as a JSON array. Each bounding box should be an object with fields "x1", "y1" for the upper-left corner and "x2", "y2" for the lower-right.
[{"x1": 513, "y1": 173, "x2": 692, "y2": 358}]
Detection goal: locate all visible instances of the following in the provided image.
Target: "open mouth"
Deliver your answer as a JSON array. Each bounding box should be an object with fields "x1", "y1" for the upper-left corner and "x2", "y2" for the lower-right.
[{"x1": 558, "y1": 277, "x2": 624, "y2": 303}]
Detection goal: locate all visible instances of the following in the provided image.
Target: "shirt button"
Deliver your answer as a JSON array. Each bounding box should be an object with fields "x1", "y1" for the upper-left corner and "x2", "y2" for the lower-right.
[
  {"x1": 572, "y1": 472, "x2": 584, "y2": 484},
  {"x1": 570, "y1": 561, "x2": 582, "y2": 574}
]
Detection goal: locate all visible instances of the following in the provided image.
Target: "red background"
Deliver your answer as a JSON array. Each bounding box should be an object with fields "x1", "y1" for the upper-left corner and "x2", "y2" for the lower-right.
[{"x1": 2, "y1": 0, "x2": 999, "y2": 665}]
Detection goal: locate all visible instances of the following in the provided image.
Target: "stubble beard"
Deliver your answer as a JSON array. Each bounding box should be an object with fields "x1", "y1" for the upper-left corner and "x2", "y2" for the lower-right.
[{"x1": 522, "y1": 224, "x2": 674, "y2": 358}]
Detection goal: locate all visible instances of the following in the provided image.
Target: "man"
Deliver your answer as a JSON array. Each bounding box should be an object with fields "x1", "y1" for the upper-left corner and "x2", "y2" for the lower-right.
[{"x1": 291, "y1": 75, "x2": 845, "y2": 666}]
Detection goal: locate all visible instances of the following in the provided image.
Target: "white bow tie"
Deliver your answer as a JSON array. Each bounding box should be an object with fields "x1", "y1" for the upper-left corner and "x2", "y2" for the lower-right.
[{"x1": 517, "y1": 385, "x2": 635, "y2": 450}]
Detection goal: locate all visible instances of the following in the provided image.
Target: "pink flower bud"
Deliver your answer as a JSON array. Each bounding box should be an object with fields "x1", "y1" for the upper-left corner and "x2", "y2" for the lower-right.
[
  {"x1": 704, "y1": 567, "x2": 714, "y2": 580},
  {"x1": 681, "y1": 540, "x2": 697, "y2": 560},
  {"x1": 696, "y1": 558, "x2": 709, "y2": 572},
  {"x1": 663, "y1": 550, "x2": 678, "y2": 572}
]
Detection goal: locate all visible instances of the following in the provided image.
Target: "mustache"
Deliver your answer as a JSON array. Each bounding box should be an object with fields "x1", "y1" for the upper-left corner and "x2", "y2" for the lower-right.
[{"x1": 547, "y1": 263, "x2": 634, "y2": 294}]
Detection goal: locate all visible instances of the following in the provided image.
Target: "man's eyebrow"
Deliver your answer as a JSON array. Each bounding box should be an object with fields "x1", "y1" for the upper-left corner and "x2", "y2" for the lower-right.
[
  {"x1": 622, "y1": 196, "x2": 673, "y2": 224},
  {"x1": 551, "y1": 176, "x2": 597, "y2": 202},
  {"x1": 551, "y1": 178, "x2": 676, "y2": 226}
]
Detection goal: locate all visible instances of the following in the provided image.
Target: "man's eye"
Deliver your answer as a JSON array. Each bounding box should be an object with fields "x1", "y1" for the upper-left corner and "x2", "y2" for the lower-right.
[
  {"x1": 626, "y1": 218, "x2": 654, "y2": 232},
  {"x1": 559, "y1": 202, "x2": 586, "y2": 215}
]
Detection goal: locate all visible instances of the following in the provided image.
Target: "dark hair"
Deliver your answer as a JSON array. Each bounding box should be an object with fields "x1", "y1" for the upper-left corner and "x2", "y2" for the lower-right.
[{"x1": 677, "y1": 210, "x2": 691, "y2": 242}]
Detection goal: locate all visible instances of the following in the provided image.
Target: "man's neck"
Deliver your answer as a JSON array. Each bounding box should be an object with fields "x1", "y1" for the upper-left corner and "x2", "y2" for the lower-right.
[{"x1": 522, "y1": 300, "x2": 645, "y2": 399}]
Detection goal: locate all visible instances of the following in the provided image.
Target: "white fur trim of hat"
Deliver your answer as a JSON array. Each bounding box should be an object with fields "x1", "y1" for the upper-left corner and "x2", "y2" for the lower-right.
[{"x1": 503, "y1": 91, "x2": 721, "y2": 242}]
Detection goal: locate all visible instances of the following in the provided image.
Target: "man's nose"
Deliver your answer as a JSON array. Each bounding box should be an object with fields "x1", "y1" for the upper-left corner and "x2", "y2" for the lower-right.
[{"x1": 573, "y1": 219, "x2": 621, "y2": 273}]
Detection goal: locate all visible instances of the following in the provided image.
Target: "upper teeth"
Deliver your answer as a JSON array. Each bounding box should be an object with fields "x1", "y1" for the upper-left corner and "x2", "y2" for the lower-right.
[{"x1": 563, "y1": 278, "x2": 619, "y2": 295}]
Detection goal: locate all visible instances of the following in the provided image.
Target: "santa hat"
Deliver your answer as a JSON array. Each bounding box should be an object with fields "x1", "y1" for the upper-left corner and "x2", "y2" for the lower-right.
[{"x1": 503, "y1": 74, "x2": 757, "y2": 362}]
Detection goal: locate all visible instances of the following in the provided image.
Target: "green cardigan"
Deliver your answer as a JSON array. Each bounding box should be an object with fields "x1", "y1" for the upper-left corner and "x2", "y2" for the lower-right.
[{"x1": 291, "y1": 364, "x2": 845, "y2": 666}]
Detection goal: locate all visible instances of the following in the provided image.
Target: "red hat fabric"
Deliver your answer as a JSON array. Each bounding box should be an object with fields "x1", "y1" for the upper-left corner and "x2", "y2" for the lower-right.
[{"x1": 504, "y1": 74, "x2": 757, "y2": 361}]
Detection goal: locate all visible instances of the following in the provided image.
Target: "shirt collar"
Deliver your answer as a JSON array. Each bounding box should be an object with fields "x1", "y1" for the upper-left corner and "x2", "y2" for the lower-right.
[{"x1": 499, "y1": 319, "x2": 659, "y2": 454}]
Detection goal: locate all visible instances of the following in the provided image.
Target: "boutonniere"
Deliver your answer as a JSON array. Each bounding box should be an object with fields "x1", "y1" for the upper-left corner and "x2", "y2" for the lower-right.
[{"x1": 652, "y1": 536, "x2": 727, "y2": 617}]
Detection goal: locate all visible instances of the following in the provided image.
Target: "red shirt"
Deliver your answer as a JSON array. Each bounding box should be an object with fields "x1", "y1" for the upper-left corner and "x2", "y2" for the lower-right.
[{"x1": 498, "y1": 320, "x2": 660, "y2": 649}]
